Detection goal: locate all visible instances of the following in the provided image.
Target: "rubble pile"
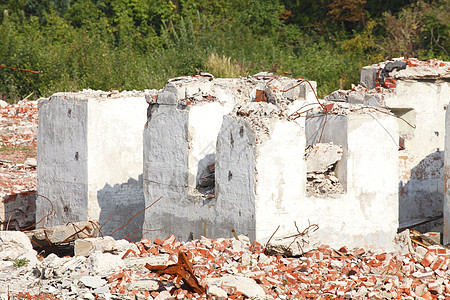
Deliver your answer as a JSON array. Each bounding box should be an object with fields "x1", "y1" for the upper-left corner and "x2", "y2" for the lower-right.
[
  {"x1": 305, "y1": 143, "x2": 345, "y2": 195},
  {"x1": 0, "y1": 99, "x2": 38, "y2": 197},
  {"x1": 235, "y1": 102, "x2": 288, "y2": 143},
  {"x1": 1, "y1": 230, "x2": 450, "y2": 299}
]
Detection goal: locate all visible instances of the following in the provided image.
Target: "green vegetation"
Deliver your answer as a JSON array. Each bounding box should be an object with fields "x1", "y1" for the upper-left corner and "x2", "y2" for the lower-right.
[
  {"x1": 0, "y1": 0, "x2": 448, "y2": 102},
  {"x1": 13, "y1": 257, "x2": 29, "y2": 268}
]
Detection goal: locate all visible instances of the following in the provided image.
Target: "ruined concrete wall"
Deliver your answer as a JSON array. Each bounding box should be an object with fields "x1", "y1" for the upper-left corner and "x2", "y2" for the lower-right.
[
  {"x1": 37, "y1": 96, "x2": 89, "y2": 224},
  {"x1": 143, "y1": 84, "x2": 252, "y2": 241},
  {"x1": 392, "y1": 80, "x2": 449, "y2": 230},
  {"x1": 358, "y1": 59, "x2": 450, "y2": 231},
  {"x1": 443, "y1": 108, "x2": 450, "y2": 245},
  {"x1": 304, "y1": 111, "x2": 399, "y2": 251},
  {"x1": 254, "y1": 118, "x2": 306, "y2": 241},
  {"x1": 37, "y1": 91, "x2": 149, "y2": 239}
]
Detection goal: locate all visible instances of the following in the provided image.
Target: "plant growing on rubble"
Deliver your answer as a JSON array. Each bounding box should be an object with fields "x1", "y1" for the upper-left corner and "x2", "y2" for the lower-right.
[{"x1": 13, "y1": 257, "x2": 29, "y2": 268}]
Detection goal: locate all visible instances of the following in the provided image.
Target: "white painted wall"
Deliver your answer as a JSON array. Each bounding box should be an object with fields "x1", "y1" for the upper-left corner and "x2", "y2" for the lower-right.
[
  {"x1": 303, "y1": 112, "x2": 399, "y2": 251},
  {"x1": 37, "y1": 91, "x2": 148, "y2": 240},
  {"x1": 254, "y1": 119, "x2": 306, "y2": 240},
  {"x1": 443, "y1": 108, "x2": 450, "y2": 245},
  {"x1": 385, "y1": 80, "x2": 450, "y2": 230}
]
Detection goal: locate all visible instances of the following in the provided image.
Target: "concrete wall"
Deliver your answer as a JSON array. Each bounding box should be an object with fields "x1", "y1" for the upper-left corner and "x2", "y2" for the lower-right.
[
  {"x1": 143, "y1": 86, "x2": 249, "y2": 241},
  {"x1": 391, "y1": 80, "x2": 449, "y2": 230},
  {"x1": 37, "y1": 91, "x2": 148, "y2": 240},
  {"x1": 304, "y1": 111, "x2": 399, "y2": 251},
  {"x1": 359, "y1": 61, "x2": 450, "y2": 231},
  {"x1": 443, "y1": 108, "x2": 450, "y2": 245}
]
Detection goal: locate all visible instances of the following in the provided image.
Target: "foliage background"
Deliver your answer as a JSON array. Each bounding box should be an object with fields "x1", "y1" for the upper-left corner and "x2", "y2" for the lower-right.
[{"x1": 0, "y1": 0, "x2": 448, "y2": 102}]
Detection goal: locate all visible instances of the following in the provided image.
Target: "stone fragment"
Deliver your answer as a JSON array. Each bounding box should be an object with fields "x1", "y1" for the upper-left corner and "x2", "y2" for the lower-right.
[
  {"x1": 75, "y1": 236, "x2": 115, "y2": 256},
  {"x1": 125, "y1": 255, "x2": 169, "y2": 271},
  {"x1": 92, "y1": 286, "x2": 110, "y2": 295},
  {"x1": 306, "y1": 143, "x2": 343, "y2": 173},
  {"x1": 265, "y1": 234, "x2": 320, "y2": 257},
  {"x1": 24, "y1": 158, "x2": 37, "y2": 168},
  {"x1": 207, "y1": 284, "x2": 228, "y2": 299},
  {"x1": 128, "y1": 279, "x2": 160, "y2": 292},
  {"x1": 154, "y1": 290, "x2": 173, "y2": 300},
  {"x1": 0, "y1": 231, "x2": 34, "y2": 260},
  {"x1": 79, "y1": 276, "x2": 107, "y2": 289},
  {"x1": 208, "y1": 276, "x2": 265, "y2": 299},
  {"x1": 89, "y1": 252, "x2": 125, "y2": 275}
]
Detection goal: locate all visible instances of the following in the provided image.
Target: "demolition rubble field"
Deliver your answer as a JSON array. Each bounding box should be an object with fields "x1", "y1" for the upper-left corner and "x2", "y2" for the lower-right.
[
  {"x1": 1, "y1": 230, "x2": 450, "y2": 300},
  {"x1": 2, "y1": 97, "x2": 450, "y2": 299},
  {"x1": 0, "y1": 99, "x2": 37, "y2": 197}
]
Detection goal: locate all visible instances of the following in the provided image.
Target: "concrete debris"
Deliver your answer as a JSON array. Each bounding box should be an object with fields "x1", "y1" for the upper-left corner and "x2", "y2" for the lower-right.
[
  {"x1": 265, "y1": 234, "x2": 320, "y2": 257},
  {"x1": 26, "y1": 221, "x2": 100, "y2": 247},
  {"x1": 0, "y1": 99, "x2": 37, "y2": 197},
  {"x1": 1, "y1": 233, "x2": 450, "y2": 299},
  {"x1": 207, "y1": 276, "x2": 266, "y2": 299},
  {"x1": 306, "y1": 143, "x2": 343, "y2": 173},
  {"x1": 305, "y1": 143, "x2": 345, "y2": 195},
  {"x1": 0, "y1": 230, "x2": 35, "y2": 260},
  {"x1": 75, "y1": 236, "x2": 139, "y2": 256},
  {"x1": 0, "y1": 191, "x2": 36, "y2": 230}
]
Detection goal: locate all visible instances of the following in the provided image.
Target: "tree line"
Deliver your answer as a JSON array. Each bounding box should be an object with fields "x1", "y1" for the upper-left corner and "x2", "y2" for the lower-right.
[{"x1": 0, "y1": 0, "x2": 448, "y2": 102}]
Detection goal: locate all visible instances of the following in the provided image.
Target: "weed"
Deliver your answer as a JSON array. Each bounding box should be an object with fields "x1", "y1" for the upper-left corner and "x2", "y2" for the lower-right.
[{"x1": 13, "y1": 257, "x2": 29, "y2": 268}]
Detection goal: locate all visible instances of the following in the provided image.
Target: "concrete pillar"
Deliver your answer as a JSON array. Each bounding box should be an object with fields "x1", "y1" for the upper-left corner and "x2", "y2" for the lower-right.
[
  {"x1": 444, "y1": 108, "x2": 450, "y2": 245},
  {"x1": 37, "y1": 90, "x2": 149, "y2": 240}
]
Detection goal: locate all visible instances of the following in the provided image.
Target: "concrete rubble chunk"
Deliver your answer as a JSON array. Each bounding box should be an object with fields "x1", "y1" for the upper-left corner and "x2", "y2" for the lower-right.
[
  {"x1": 26, "y1": 221, "x2": 99, "y2": 247},
  {"x1": 154, "y1": 290, "x2": 173, "y2": 300},
  {"x1": 125, "y1": 255, "x2": 169, "y2": 271},
  {"x1": 79, "y1": 276, "x2": 107, "y2": 289},
  {"x1": 305, "y1": 143, "x2": 343, "y2": 173},
  {"x1": 0, "y1": 231, "x2": 34, "y2": 260},
  {"x1": 207, "y1": 284, "x2": 228, "y2": 299},
  {"x1": 265, "y1": 234, "x2": 320, "y2": 257},
  {"x1": 128, "y1": 279, "x2": 160, "y2": 291},
  {"x1": 89, "y1": 252, "x2": 125, "y2": 276},
  {"x1": 208, "y1": 275, "x2": 265, "y2": 299},
  {"x1": 75, "y1": 236, "x2": 137, "y2": 256}
]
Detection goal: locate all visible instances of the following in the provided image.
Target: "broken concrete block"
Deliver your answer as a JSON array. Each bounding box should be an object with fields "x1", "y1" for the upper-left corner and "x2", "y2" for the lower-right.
[
  {"x1": 89, "y1": 252, "x2": 125, "y2": 276},
  {"x1": 27, "y1": 221, "x2": 99, "y2": 248},
  {"x1": 128, "y1": 279, "x2": 160, "y2": 292},
  {"x1": 265, "y1": 233, "x2": 320, "y2": 257},
  {"x1": 207, "y1": 284, "x2": 228, "y2": 299},
  {"x1": 0, "y1": 192, "x2": 36, "y2": 231},
  {"x1": 208, "y1": 276, "x2": 265, "y2": 299},
  {"x1": 79, "y1": 276, "x2": 107, "y2": 289},
  {"x1": 306, "y1": 143, "x2": 343, "y2": 173},
  {"x1": 125, "y1": 254, "x2": 169, "y2": 271},
  {"x1": 0, "y1": 231, "x2": 34, "y2": 260},
  {"x1": 74, "y1": 236, "x2": 115, "y2": 256}
]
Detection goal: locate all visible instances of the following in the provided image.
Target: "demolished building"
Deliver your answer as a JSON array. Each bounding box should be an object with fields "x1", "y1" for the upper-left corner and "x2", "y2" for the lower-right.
[
  {"x1": 35, "y1": 58, "x2": 450, "y2": 251},
  {"x1": 326, "y1": 58, "x2": 450, "y2": 233}
]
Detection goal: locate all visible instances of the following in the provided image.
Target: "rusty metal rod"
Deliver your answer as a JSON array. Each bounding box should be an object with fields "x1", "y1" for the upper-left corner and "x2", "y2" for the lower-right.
[
  {"x1": 0, "y1": 65, "x2": 41, "y2": 73},
  {"x1": 110, "y1": 197, "x2": 162, "y2": 237},
  {"x1": 20, "y1": 192, "x2": 54, "y2": 231}
]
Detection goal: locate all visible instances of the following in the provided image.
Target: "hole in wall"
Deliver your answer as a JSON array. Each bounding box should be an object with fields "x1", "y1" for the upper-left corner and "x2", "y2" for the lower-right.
[
  {"x1": 228, "y1": 171, "x2": 233, "y2": 181},
  {"x1": 74, "y1": 152, "x2": 79, "y2": 161},
  {"x1": 67, "y1": 109, "x2": 71, "y2": 117},
  {"x1": 63, "y1": 206, "x2": 69, "y2": 213},
  {"x1": 239, "y1": 126, "x2": 244, "y2": 138}
]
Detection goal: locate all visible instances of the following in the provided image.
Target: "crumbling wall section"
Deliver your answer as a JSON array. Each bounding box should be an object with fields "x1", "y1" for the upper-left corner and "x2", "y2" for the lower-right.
[
  {"x1": 355, "y1": 58, "x2": 450, "y2": 231},
  {"x1": 37, "y1": 96, "x2": 89, "y2": 224},
  {"x1": 304, "y1": 108, "x2": 399, "y2": 250},
  {"x1": 37, "y1": 91, "x2": 149, "y2": 239}
]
